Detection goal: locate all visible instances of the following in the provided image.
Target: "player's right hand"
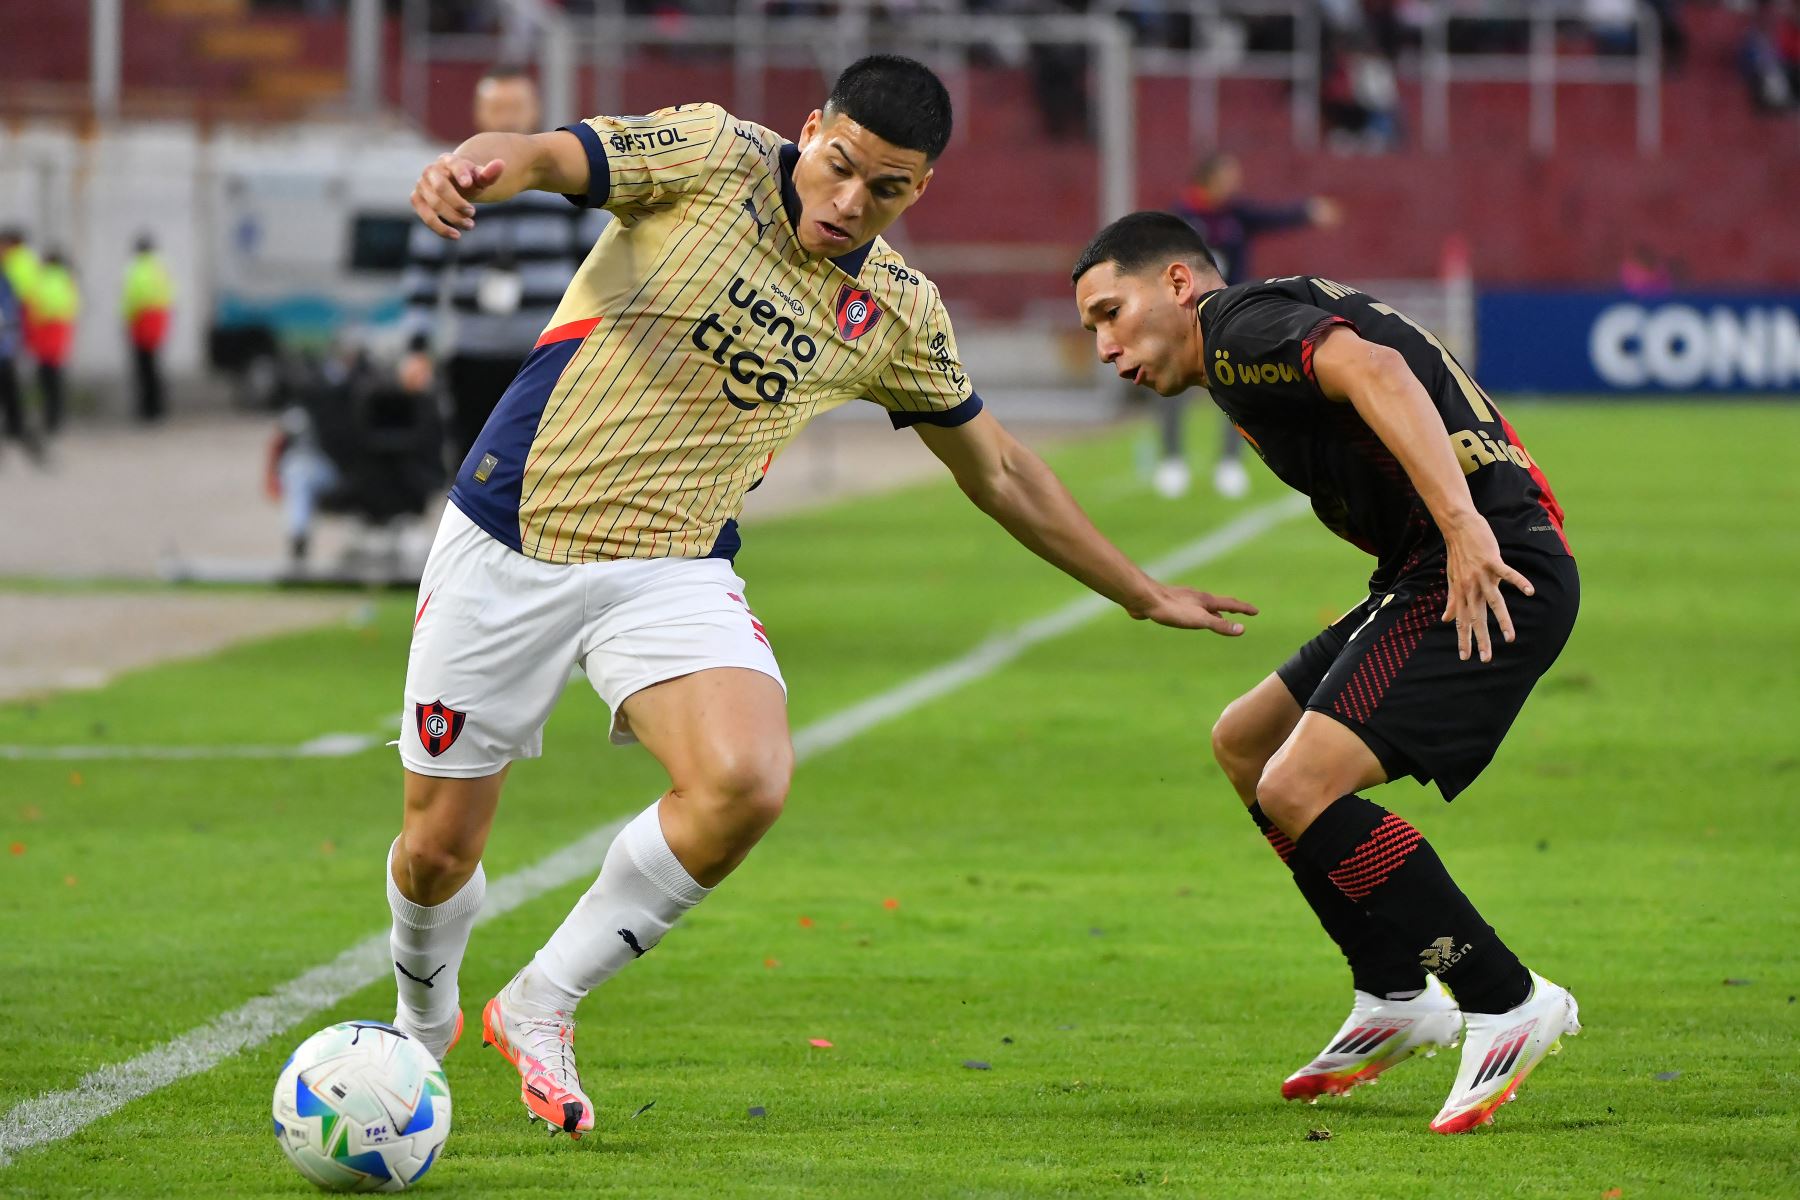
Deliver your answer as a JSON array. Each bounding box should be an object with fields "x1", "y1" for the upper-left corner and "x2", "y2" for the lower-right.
[
  {"x1": 1132, "y1": 583, "x2": 1259, "y2": 636},
  {"x1": 410, "y1": 154, "x2": 506, "y2": 240},
  {"x1": 1441, "y1": 517, "x2": 1534, "y2": 664}
]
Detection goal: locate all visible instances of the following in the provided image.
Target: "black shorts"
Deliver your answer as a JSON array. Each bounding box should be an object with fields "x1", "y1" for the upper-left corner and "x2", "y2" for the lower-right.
[{"x1": 1276, "y1": 550, "x2": 1580, "y2": 800}]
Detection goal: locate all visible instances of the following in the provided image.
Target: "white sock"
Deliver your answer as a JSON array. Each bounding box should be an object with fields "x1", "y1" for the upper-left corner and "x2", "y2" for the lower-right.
[
  {"x1": 532, "y1": 800, "x2": 710, "y2": 1006},
  {"x1": 387, "y1": 839, "x2": 485, "y2": 1032}
]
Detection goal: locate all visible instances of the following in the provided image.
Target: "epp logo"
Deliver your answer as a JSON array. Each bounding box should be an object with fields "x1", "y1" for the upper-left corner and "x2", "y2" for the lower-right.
[
  {"x1": 416, "y1": 700, "x2": 466, "y2": 757},
  {"x1": 835, "y1": 283, "x2": 882, "y2": 341}
]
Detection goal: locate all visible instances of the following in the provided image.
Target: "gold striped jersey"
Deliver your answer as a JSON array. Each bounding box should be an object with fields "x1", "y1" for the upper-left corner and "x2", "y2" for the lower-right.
[{"x1": 448, "y1": 102, "x2": 981, "y2": 564}]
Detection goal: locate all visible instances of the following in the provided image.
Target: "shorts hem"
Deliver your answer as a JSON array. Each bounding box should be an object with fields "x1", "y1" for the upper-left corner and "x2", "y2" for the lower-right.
[
  {"x1": 1275, "y1": 663, "x2": 1316, "y2": 708},
  {"x1": 1306, "y1": 705, "x2": 1424, "y2": 789},
  {"x1": 397, "y1": 749, "x2": 537, "y2": 779},
  {"x1": 602, "y1": 659, "x2": 788, "y2": 746}
]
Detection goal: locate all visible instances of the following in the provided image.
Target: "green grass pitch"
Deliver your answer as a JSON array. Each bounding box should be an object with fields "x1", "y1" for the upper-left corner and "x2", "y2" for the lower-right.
[{"x1": 1, "y1": 402, "x2": 1796, "y2": 1197}]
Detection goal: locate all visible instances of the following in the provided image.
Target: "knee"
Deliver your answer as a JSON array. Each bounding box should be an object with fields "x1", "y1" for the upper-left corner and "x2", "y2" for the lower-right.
[
  {"x1": 396, "y1": 827, "x2": 482, "y2": 899},
  {"x1": 1253, "y1": 752, "x2": 1330, "y2": 832},
  {"x1": 1211, "y1": 703, "x2": 1268, "y2": 798},
  {"x1": 692, "y1": 743, "x2": 793, "y2": 832}
]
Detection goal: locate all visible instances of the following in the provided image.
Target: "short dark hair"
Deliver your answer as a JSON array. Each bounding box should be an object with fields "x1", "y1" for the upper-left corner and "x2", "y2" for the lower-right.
[
  {"x1": 824, "y1": 54, "x2": 953, "y2": 161},
  {"x1": 1071, "y1": 211, "x2": 1222, "y2": 285}
]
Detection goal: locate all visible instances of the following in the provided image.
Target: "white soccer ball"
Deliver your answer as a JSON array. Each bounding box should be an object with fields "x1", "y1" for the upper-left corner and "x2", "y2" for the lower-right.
[{"x1": 272, "y1": 1020, "x2": 452, "y2": 1192}]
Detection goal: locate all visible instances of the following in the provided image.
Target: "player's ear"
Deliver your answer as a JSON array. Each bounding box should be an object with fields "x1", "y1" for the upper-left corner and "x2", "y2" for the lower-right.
[
  {"x1": 1166, "y1": 261, "x2": 1197, "y2": 305},
  {"x1": 798, "y1": 109, "x2": 825, "y2": 149},
  {"x1": 908, "y1": 166, "x2": 933, "y2": 206}
]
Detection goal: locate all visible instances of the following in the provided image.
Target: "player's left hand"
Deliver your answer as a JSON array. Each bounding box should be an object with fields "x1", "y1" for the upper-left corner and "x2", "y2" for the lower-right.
[
  {"x1": 1442, "y1": 516, "x2": 1535, "y2": 664},
  {"x1": 1131, "y1": 584, "x2": 1259, "y2": 636}
]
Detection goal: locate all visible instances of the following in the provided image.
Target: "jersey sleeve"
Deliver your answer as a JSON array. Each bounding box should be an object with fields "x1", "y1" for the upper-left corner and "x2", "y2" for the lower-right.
[
  {"x1": 864, "y1": 283, "x2": 984, "y2": 430},
  {"x1": 557, "y1": 103, "x2": 731, "y2": 218},
  {"x1": 1206, "y1": 292, "x2": 1354, "y2": 401}
]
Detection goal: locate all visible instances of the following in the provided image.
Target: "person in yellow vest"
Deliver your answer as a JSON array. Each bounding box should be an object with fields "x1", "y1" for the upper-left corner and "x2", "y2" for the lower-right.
[
  {"x1": 122, "y1": 233, "x2": 174, "y2": 422},
  {"x1": 28, "y1": 249, "x2": 78, "y2": 434},
  {"x1": 0, "y1": 228, "x2": 41, "y2": 364}
]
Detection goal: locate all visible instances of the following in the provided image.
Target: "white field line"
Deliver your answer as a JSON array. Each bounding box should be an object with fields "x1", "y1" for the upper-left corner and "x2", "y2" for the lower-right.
[
  {"x1": 0, "y1": 733, "x2": 383, "y2": 761},
  {"x1": 0, "y1": 495, "x2": 1304, "y2": 1168}
]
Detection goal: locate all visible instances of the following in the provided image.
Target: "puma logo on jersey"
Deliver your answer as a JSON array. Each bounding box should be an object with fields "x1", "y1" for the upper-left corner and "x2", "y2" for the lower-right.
[{"x1": 741, "y1": 197, "x2": 775, "y2": 240}]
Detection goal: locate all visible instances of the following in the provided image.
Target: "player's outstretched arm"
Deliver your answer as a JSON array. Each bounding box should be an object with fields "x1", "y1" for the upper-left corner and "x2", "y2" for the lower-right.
[
  {"x1": 1310, "y1": 328, "x2": 1534, "y2": 664},
  {"x1": 410, "y1": 130, "x2": 591, "y2": 240},
  {"x1": 915, "y1": 412, "x2": 1257, "y2": 635}
]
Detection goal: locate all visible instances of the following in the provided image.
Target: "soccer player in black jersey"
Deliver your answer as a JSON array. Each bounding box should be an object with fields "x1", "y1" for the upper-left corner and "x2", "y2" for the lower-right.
[{"x1": 1072, "y1": 212, "x2": 1582, "y2": 1134}]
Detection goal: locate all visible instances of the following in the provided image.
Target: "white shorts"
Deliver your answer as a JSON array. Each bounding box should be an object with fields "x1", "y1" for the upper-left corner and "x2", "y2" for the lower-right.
[{"x1": 399, "y1": 503, "x2": 785, "y2": 778}]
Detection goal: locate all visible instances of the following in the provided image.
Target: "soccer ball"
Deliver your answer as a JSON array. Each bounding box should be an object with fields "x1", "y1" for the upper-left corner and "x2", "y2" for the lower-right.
[{"x1": 272, "y1": 1021, "x2": 452, "y2": 1192}]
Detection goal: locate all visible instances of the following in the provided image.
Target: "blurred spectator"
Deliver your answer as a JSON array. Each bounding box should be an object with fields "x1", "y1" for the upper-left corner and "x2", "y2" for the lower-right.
[
  {"x1": 27, "y1": 250, "x2": 78, "y2": 435},
  {"x1": 1172, "y1": 152, "x2": 1342, "y2": 285},
  {"x1": 1028, "y1": 1, "x2": 1093, "y2": 142},
  {"x1": 1363, "y1": 0, "x2": 1409, "y2": 59},
  {"x1": 1741, "y1": 0, "x2": 1800, "y2": 110},
  {"x1": 1619, "y1": 243, "x2": 1675, "y2": 297},
  {"x1": 1645, "y1": 0, "x2": 1688, "y2": 69},
  {"x1": 0, "y1": 266, "x2": 32, "y2": 463},
  {"x1": 403, "y1": 64, "x2": 608, "y2": 470},
  {"x1": 266, "y1": 341, "x2": 445, "y2": 567},
  {"x1": 1586, "y1": 0, "x2": 1640, "y2": 56},
  {"x1": 0, "y1": 229, "x2": 40, "y2": 359},
  {"x1": 266, "y1": 382, "x2": 341, "y2": 566},
  {"x1": 1322, "y1": 33, "x2": 1402, "y2": 152},
  {"x1": 122, "y1": 234, "x2": 175, "y2": 423},
  {"x1": 1162, "y1": 152, "x2": 1342, "y2": 499}
]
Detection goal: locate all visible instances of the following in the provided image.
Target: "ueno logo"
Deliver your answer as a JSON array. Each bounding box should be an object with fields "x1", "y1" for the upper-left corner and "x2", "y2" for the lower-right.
[{"x1": 691, "y1": 277, "x2": 821, "y2": 411}]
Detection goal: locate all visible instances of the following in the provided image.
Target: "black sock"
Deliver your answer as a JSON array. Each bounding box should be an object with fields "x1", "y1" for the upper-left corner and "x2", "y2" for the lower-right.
[
  {"x1": 1293, "y1": 795, "x2": 1531, "y2": 1015},
  {"x1": 1248, "y1": 803, "x2": 1425, "y2": 999}
]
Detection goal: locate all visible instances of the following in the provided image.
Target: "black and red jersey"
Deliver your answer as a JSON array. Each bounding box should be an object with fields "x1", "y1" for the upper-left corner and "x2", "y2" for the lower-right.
[{"x1": 1196, "y1": 275, "x2": 1569, "y2": 589}]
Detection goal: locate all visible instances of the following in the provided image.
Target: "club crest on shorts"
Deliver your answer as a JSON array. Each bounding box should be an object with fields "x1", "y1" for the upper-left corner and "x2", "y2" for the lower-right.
[
  {"x1": 834, "y1": 283, "x2": 882, "y2": 342},
  {"x1": 416, "y1": 700, "x2": 466, "y2": 757}
]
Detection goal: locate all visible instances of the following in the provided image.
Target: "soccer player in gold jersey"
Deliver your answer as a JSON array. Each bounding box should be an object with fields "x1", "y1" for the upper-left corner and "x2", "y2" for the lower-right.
[{"x1": 388, "y1": 56, "x2": 1253, "y2": 1137}]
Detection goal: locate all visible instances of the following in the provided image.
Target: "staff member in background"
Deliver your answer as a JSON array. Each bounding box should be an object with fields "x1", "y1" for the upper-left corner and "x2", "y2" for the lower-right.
[
  {"x1": 122, "y1": 233, "x2": 174, "y2": 423},
  {"x1": 1158, "y1": 152, "x2": 1341, "y2": 500},
  {"x1": 28, "y1": 250, "x2": 79, "y2": 435},
  {"x1": 0, "y1": 229, "x2": 41, "y2": 354},
  {"x1": 402, "y1": 64, "x2": 609, "y2": 469},
  {"x1": 0, "y1": 265, "x2": 29, "y2": 462}
]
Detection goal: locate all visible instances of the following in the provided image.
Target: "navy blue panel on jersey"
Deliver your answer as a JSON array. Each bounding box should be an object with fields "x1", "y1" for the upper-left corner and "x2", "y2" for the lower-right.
[
  {"x1": 888, "y1": 392, "x2": 984, "y2": 430},
  {"x1": 558, "y1": 122, "x2": 612, "y2": 209},
  {"x1": 706, "y1": 518, "x2": 742, "y2": 562},
  {"x1": 448, "y1": 335, "x2": 586, "y2": 552}
]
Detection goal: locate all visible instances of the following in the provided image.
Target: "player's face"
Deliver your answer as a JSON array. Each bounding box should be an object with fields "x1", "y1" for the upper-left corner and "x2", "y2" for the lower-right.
[
  {"x1": 474, "y1": 77, "x2": 541, "y2": 135},
  {"x1": 1075, "y1": 261, "x2": 1204, "y2": 396},
  {"x1": 791, "y1": 111, "x2": 932, "y2": 256}
]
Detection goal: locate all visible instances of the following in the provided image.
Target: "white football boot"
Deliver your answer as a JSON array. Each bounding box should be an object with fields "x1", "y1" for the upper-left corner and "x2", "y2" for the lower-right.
[
  {"x1": 1282, "y1": 974, "x2": 1464, "y2": 1102},
  {"x1": 1152, "y1": 456, "x2": 1193, "y2": 499},
  {"x1": 1430, "y1": 970, "x2": 1580, "y2": 1134},
  {"x1": 483, "y1": 966, "x2": 597, "y2": 1138},
  {"x1": 1212, "y1": 456, "x2": 1251, "y2": 500}
]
